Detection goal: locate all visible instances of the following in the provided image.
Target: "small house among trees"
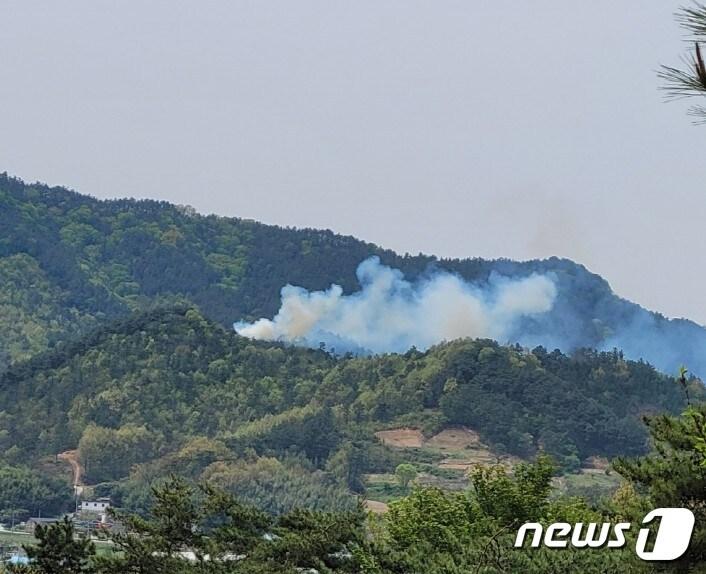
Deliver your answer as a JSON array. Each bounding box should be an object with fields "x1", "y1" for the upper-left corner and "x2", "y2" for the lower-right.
[{"x1": 79, "y1": 498, "x2": 110, "y2": 514}]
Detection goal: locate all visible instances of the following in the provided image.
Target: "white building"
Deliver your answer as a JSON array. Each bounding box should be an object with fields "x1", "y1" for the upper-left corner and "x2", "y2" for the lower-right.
[{"x1": 80, "y1": 498, "x2": 111, "y2": 513}]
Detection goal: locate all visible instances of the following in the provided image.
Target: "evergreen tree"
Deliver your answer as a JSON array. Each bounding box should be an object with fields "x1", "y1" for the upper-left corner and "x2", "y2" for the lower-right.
[
  {"x1": 660, "y1": 3, "x2": 706, "y2": 121},
  {"x1": 18, "y1": 517, "x2": 95, "y2": 574},
  {"x1": 614, "y1": 405, "x2": 706, "y2": 571}
]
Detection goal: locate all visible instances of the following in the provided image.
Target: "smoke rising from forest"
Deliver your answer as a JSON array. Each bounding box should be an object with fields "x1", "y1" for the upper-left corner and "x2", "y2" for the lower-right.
[
  {"x1": 234, "y1": 257, "x2": 557, "y2": 354},
  {"x1": 234, "y1": 257, "x2": 706, "y2": 377},
  {"x1": 234, "y1": 256, "x2": 706, "y2": 378}
]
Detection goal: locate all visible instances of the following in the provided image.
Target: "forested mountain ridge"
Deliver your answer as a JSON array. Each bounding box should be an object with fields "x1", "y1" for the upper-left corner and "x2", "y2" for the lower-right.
[
  {"x1": 2, "y1": 172, "x2": 705, "y2": 523},
  {"x1": 0, "y1": 305, "x2": 699, "y2": 516},
  {"x1": 3, "y1": 172, "x2": 706, "y2": 375}
]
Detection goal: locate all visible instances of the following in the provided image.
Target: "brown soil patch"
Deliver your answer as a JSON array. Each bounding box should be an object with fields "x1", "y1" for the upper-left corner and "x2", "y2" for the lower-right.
[
  {"x1": 584, "y1": 456, "x2": 610, "y2": 470},
  {"x1": 438, "y1": 460, "x2": 475, "y2": 471},
  {"x1": 426, "y1": 428, "x2": 482, "y2": 451},
  {"x1": 375, "y1": 428, "x2": 424, "y2": 448},
  {"x1": 364, "y1": 500, "x2": 389, "y2": 514},
  {"x1": 427, "y1": 427, "x2": 505, "y2": 470},
  {"x1": 374, "y1": 426, "x2": 519, "y2": 476}
]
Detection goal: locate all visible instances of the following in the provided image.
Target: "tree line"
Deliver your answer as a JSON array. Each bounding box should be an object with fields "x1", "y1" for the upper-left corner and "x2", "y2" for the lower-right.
[{"x1": 9, "y1": 403, "x2": 706, "y2": 573}]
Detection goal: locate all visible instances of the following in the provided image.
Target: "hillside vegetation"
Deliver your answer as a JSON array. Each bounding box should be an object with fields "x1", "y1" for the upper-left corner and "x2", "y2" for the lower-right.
[
  {"x1": 4, "y1": 311, "x2": 706, "y2": 571},
  {"x1": 1, "y1": 172, "x2": 705, "y2": 524},
  {"x1": 0, "y1": 306, "x2": 698, "y2": 517},
  {"x1": 3, "y1": 173, "x2": 706, "y2": 375}
]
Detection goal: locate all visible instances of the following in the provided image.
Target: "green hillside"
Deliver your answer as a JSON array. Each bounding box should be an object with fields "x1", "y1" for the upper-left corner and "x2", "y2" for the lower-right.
[
  {"x1": 1, "y1": 171, "x2": 705, "y2": 521},
  {"x1": 0, "y1": 306, "x2": 698, "y2": 517},
  {"x1": 4, "y1": 172, "x2": 706, "y2": 376}
]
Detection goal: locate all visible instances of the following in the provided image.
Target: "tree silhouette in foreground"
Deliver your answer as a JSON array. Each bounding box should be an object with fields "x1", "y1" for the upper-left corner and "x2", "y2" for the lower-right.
[{"x1": 660, "y1": 3, "x2": 706, "y2": 121}]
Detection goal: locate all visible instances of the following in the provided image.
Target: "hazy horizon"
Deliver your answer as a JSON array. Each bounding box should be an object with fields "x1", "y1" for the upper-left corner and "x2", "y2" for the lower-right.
[{"x1": 2, "y1": 1, "x2": 704, "y2": 323}]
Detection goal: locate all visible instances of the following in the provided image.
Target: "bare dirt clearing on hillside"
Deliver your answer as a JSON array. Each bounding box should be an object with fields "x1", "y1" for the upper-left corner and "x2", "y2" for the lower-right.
[
  {"x1": 366, "y1": 426, "x2": 522, "y2": 508},
  {"x1": 426, "y1": 428, "x2": 482, "y2": 450},
  {"x1": 364, "y1": 500, "x2": 389, "y2": 513},
  {"x1": 375, "y1": 426, "x2": 518, "y2": 474},
  {"x1": 375, "y1": 428, "x2": 424, "y2": 448},
  {"x1": 377, "y1": 426, "x2": 512, "y2": 468},
  {"x1": 369, "y1": 426, "x2": 618, "y2": 508}
]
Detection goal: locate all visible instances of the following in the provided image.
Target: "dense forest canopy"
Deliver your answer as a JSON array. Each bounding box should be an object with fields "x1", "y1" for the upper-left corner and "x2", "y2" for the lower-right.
[
  {"x1": 2, "y1": 172, "x2": 706, "y2": 376},
  {"x1": 2, "y1": 171, "x2": 705, "y2": 523},
  {"x1": 0, "y1": 306, "x2": 699, "y2": 518}
]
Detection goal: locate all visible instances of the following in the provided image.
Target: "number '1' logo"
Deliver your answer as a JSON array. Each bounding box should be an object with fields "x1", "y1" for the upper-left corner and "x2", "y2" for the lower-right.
[{"x1": 635, "y1": 508, "x2": 694, "y2": 561}]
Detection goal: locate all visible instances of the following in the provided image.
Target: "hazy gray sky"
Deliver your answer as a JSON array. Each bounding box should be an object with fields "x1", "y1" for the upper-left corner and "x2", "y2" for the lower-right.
[{"x1": 2, "y1": 1, "x2": 705, "y2": 323}]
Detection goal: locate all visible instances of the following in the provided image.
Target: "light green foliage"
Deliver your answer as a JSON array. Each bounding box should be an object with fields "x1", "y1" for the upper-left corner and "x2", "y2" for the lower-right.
[
  {"x1": 684, "y1": 406, "x2": 706, "y2": 463},
  {"x1": 0, "y1": 172, "x2": 703, "y2": 540},
  {"x1": 227, "y1": 405, "x2": 340, "y2": 463},
  {"x1": 366, "y1": 455, "x2": 644, "y2": 573},
  {"x1": 386, "y1": 487, "x2": 474, "y2": 553},
  {"x1": 7, "y1": 430, "x2": 693, "y2": 574},
  {"x1": 78, "y1": 424, "x2": 162, "y2": 483},
  {"x1": 393, "y1": 463, "x2": 417, "y2": 490},
  {"x1": 0, "y1": 306, "x2": 697, "y2": 519},
  {"x1": 201, "y1": 457, "x2": 356, "y2": 515},
  {"x1": 554, "y1": 470, "x2": 622, "y2": 504},
  {"x1": 0, "y1": 254, "x2": 96, "y2": 370},
  {"x1": 471, "y1": 454, "x2": 555, "y2": 527}
]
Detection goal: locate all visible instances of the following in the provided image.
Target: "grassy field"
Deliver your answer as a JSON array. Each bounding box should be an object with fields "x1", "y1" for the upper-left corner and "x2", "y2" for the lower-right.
[{"x1": 0, "y1": 529, "x2": 35, "y2": 547}]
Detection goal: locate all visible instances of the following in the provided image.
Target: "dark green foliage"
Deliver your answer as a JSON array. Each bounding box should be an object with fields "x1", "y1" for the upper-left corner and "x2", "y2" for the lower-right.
[
  {"x1": 79, "y1": 424, "x2": 163, "y2": 483},
  {"x1": 659, "y1": 3, "x2": 706, "y2": 121},
  {"x1": 3, "y1": 171, "x2": 706, "y2": 379},
  {"x1": 0, "y1": 307, "x2": 694, "y2": 513},
  {"x1": 98, "y1": 476, "x2": 212, "y2": 574},
  {"x1": 4, "y1": 451, "x2": 665, "y2": 574},
  {"x1": 385, "y1": 486, "x2": 475, "y2": 553},
  {"x1": 200, "y1": 456, "x2": 357, "y2": 515},
  {"x1": 393, "y1": 463, "x2": 417, "y2": 490},
  {"x1": 614, "y1": 405, "x2": 706, "y2": 570},
  {"x1": 0, "y1": 307, "x2": 337, "y2": 462},
  {"x1": 0, "y1": 464, "x2": 73, "y2": 522},
  {"x1": 225, "y1": 405, "x2": 340, "y2": 464},
  {"x1": 0, "y1": 254, "x2": 98, "y2": 372},
  {"x1": 10, "y1": 433, "x2": 701, "y2": 573},
  {"x1": 20, "y1": 517, "x2": 95, "y2": 574},
  {"x1": 97, "y1": 477, "x2": 363, "y2": 574},
  {"x1": 0, "y1": 172, "x2": 703, "y2": 525},
  {"x1": 434, "y1": 342, "x2": 694, "y2": 465},
  {"x1": 255, "y1": 506, "x2": 366, "y2": 573},
  {"x1": 0, "y1": 172, "x2": 389, "y2": 370},
  {"x1": 333, "y1": 339, "x2": 693, "y2": 466}
]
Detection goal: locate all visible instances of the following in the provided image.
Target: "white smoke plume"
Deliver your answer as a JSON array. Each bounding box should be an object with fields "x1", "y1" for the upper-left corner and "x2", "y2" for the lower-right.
[{"x1": 234, "y1": 257, "x2": 557, "y2": 354}]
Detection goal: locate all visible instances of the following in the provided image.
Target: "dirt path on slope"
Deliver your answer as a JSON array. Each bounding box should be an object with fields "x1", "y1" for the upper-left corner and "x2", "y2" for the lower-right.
[{"x1": 58, "y1": 450, "x2": 84, "y2": 495}]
